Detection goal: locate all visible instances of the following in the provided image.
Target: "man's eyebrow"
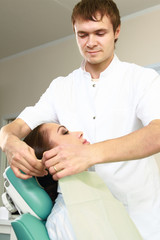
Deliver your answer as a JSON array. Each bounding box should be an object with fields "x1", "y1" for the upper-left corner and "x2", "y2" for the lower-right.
[
  {"x1": 77, "y1": 28, "x2": 108, "y2": 34},
  {"x1": 57, "y1": 125, "x2": 66, "y2": 133},
  {"x1": 77, "y1": 30, "x2": 87, "y2": 34},
  {"x1": 95, "y1": 28, "x2": 108, "y2": 32},
  {"x1": 94, "y1": 28, "x2": 108, "y2": 34}
]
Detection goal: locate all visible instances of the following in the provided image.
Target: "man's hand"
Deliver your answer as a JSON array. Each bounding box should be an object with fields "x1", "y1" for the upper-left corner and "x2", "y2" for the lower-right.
[
  {"x1": 42, "y1": 144, "x2": 94, "y2": 180},
  {"x1": 3, "y1": 135, "x2": 47, "y2": 179},
  {"x1": 0, "y1": 118, "x2": 47, "y2": 179}
]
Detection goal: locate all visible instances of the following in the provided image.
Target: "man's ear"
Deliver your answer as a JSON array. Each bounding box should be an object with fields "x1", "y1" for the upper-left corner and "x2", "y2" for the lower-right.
[{"x1": 115, "y1": 24, "x2": 121, "y2": 41}]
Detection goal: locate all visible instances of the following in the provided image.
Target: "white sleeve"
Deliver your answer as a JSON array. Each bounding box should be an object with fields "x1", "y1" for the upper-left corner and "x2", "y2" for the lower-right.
[{"x1": 136, "y1": 70, "x2": 160, "y2": 126}]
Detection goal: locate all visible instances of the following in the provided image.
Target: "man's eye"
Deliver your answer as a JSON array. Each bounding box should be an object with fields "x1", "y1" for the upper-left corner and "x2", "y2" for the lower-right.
[
  {"x1": 78, "y1": 33, "x2": 88, "y2": 38},
  {"x1": 96, "y1": 32, "x2": 105, "y2": 36}
]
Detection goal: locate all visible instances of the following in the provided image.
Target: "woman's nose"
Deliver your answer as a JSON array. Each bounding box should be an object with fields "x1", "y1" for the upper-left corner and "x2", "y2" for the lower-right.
[
  {"x1": 76, "y1": 131, "x2": 83, "y2": 139},
  {"x1": 71, "y1": 131, "x2": 83, "y2": 139}
]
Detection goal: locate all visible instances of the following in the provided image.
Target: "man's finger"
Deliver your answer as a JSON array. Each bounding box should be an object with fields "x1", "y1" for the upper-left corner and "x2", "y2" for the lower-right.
[
  {"x1": 52, "y1": 168, "x2": 74, "y2": 181},
  {"x1": 42, "y1": 146, "x2": 62, "y2": 162},
  {"x1": 12, "y1": 166, "x2": 32, "y2": 180}
]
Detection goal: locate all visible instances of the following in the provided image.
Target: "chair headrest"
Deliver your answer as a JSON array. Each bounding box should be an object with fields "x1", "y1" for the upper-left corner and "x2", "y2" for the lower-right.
[{"x1": 3, "y1": 167, "x2": 53, "y2": 220}]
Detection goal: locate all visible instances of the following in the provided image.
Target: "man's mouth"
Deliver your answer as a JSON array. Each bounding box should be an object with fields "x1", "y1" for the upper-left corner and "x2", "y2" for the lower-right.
[{"x1": 87, "y1": 50, "x2": 100, "y2": 54}]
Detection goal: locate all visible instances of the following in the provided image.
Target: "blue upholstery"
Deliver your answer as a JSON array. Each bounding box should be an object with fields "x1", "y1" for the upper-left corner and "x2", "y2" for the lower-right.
[
  {"x1": 11, "y1": 214, "x2": 50, "y2": 240},
  {"x1": 3, "y1": 167, "x2": 53, "y2": 240}
]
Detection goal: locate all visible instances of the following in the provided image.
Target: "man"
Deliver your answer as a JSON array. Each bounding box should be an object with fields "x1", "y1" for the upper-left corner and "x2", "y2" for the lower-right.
[{"x1": 1, "y1": 0, "x2": 160, "y2": 239}]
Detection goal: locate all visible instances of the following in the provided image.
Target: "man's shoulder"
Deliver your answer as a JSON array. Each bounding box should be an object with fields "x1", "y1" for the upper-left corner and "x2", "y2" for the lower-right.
[
  {"x1": 53, "y1": 67, "x2": 82, "y2": 82},
  {"x1": 48, "y1": 67, "x2": 82, "y2": 90},
  {"x1": 117, "y1": 57, "x2": 158, "y2": 78}
]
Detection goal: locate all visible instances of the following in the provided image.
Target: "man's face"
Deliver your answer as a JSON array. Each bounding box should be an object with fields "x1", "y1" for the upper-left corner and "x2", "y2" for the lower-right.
[{"x1": 74, "y1": 13, "x2": 120, "y2": 69}]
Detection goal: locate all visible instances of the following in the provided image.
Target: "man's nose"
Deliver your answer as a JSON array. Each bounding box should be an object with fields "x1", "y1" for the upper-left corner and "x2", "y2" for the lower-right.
[{"x1": 87, "y1": 35, "x2": 97, "y2": 48}]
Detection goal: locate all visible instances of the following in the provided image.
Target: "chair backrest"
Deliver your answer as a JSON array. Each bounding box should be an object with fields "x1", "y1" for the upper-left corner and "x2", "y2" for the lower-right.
[
  {"x1": 2, "y1": 167, "x2": 53, "y2": 240},
  {"x1": 11, "y1": 213, "x2": 50, "y2": 240}
]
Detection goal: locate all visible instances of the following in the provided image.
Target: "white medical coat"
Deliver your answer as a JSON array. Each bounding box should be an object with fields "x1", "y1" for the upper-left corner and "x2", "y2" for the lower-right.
[{"x1": 19, "y1": 55, "x2": 160, "y2": 239}]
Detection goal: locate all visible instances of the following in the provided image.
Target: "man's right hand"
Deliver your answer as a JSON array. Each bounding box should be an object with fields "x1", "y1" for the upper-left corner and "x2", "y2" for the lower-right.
[
  {"x1": 0, "y1": 118, "x2": 47, "y2": 179},
  {"x1": 6, "y1": 135, "x2": 47, "y2": 179},
  {"x1": 5, "y1": 136, "x2": 46, "y2": 179}
]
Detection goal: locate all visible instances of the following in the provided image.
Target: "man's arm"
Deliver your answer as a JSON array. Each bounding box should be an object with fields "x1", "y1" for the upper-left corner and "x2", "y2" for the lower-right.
[
  {"x1": 43, "y1": 119, "x2": 160, "y2": 180},
  {"x1": 0, "y1": 118, "x2": 46, "y2": 179},
  {"x1": 92, "y1": 119, "x2": 160, "y2": 163}
]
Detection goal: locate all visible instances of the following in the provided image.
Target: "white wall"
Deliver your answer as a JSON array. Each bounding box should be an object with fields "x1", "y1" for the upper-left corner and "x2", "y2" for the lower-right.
[
  {"x1": 116, "y1": 5, "x2": 160, "y2": 66},
  {"x1": 0, "y1": 5, "x2": 160, "y2": 205}
]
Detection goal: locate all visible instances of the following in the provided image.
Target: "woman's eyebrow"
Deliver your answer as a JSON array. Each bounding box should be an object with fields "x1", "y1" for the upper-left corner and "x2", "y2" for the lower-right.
[{"x1": 57, "y1": 125, "x2": 66, "y2": 133}]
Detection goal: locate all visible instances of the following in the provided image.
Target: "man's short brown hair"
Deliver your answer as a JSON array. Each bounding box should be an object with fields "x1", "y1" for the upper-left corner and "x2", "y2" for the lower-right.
[{"x1": 71, "y1": 0, "x2": 121, "y2": 33}]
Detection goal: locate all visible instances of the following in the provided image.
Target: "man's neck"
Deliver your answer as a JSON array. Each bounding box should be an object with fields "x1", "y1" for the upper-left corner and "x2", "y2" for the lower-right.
[{"x1": 85, "y1": 56, "x2": 114, "y2": 79}]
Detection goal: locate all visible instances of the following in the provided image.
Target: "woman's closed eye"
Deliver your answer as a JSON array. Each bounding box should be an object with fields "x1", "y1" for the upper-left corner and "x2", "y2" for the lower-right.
[
  {"x1": 57, "y1": 125, "x2": 69, "y2": 135},
  {"x1": 59, "y1": 126, "x2": 69, "y2": 135},
  {"x1": 63, "y1": 130, "x2": 69, "y2": 135}
]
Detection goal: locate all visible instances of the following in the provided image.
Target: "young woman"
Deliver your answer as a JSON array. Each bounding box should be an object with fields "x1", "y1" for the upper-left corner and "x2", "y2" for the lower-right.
[{"x1": 24, "y1": 123, "x2": 142, "y2": 240}]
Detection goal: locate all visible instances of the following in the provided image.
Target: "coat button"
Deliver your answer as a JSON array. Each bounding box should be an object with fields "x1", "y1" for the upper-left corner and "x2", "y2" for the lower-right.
[
  {"x1": 93, "y1": 116, "x2": 96, "y2": 120},
  {"x1": 92, "y1": 84, "x2": 96, "y2": 87}
]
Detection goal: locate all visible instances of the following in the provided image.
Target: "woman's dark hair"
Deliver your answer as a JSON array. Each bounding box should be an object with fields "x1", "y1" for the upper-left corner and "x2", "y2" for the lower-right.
[
  {"x1": 72, "y1": 0, "x2": 121, "y2": 41},
  {"x1": 24, "y1": 125, "x2": 58, "y2": 203}
]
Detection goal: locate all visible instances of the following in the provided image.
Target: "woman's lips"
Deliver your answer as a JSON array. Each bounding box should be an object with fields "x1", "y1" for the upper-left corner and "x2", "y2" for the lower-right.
[{"x1": 83, "y1": 139, "x2": 90, "y2": 144}]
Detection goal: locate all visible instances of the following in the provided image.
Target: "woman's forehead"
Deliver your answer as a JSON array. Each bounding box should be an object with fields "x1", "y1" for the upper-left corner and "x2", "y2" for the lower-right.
[{"x1": 41, "y1": 123, "x2": 60, "y2": 133}]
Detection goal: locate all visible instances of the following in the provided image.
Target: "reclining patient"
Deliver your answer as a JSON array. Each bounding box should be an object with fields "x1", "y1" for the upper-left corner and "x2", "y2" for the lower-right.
[
  {"x1": 24, "y1": 123, "x2": 142, "y2": 240},
  {"x1": 24, "y1": 123, "x2": 78, "y2": 239}
]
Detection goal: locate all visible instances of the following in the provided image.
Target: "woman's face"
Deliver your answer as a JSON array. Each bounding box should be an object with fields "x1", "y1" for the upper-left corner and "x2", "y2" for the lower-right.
[{"x1": 40, "y1": 123, "x2": 90, "y2": 148}]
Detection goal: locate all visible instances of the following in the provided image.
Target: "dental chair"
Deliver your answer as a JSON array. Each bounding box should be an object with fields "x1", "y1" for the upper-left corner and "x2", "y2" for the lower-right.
[{"x1": 2, "y1": 167, "x2": 53, "y2": 240}]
